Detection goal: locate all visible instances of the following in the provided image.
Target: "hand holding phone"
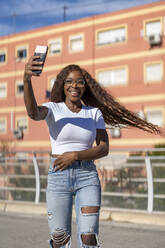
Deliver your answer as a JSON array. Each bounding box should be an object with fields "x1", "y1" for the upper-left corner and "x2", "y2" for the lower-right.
[{"x1": 33, "y1": 45, "x2": 48, "y2": 76}]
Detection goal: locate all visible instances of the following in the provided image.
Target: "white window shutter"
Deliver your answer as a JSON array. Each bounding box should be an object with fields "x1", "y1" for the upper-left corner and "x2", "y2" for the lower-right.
[
  {"x1": 146, "y1": 21, "x2": 161, "y2": 36},
  {"x1": 98, "y1": 68, "x2": 127, "y2": 86},
  {"x1": 146, "y1": 63, "x2": 162, "y2": 81},
  {"x1": 146, "y1": 110, "x2": 163, "y2": 126},
  {"x1": 70, "y1": 35, "x2": 83, "y2": 51},
  {"x1": 98, "y1": 27, "x2": 126, "y2": 45}
]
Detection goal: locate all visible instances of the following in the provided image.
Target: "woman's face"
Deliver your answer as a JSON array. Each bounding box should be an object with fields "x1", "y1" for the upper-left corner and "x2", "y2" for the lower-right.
[{"x1": 64, "y1": 70, "x2": 86, "y2": 103}]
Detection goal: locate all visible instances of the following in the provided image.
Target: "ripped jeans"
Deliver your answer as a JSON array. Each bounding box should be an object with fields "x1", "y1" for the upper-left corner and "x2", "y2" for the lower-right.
[{"x1": 46, "y1": 158, "x2": 101, "y2": 248}]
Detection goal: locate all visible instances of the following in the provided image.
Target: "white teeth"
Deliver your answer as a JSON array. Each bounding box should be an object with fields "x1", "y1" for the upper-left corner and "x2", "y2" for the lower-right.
[
  {"x1": 71, "y1": 93, "x2": 78, "y2": 95},
  {"x1": 71, "y1": 91, "x2": 78, "y2": 94}
]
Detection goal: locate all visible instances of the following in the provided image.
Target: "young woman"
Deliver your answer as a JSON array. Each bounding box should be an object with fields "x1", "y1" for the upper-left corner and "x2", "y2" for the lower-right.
[{"x1": 24, "y1": 56, "x2": 160, "y2": 248}]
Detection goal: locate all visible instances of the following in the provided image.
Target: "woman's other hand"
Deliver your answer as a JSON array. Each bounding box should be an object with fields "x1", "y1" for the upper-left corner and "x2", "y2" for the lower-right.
[{"x1": 53, "y1": 152, "x2": 78, "y2": 171}]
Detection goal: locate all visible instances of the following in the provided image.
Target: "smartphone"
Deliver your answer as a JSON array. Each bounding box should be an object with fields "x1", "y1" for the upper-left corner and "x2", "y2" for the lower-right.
[{"x1": 33, "y1": 45, "x2": 48, "y2": 75}]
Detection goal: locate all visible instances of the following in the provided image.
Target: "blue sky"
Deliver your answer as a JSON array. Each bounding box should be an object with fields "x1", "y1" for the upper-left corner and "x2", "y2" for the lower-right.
[{"x1": 0, "y1": 0, "x2": 163, "y2": 37}]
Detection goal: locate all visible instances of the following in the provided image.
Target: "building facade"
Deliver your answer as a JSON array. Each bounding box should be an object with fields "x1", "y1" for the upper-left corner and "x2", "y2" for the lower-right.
[{"x1": 0, "y1": 1, "x2": 165, "y2": 153}]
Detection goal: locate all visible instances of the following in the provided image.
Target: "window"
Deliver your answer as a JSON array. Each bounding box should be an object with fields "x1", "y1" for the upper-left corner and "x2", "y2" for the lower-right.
[
  {"x1": 97, "y1": 26, "x2": 126, "y2": 45},
  {"x1": 145, "y1": 20, "x2": 162, "y2": 37},
  {"x1": 16, "y1": 81, "x2": 24, "y2": 96},
  {"x1": 0, "y1": 52, "x2": 6, "y2": 63},
  {"x1": 49, "y1": 39, "x2": 61, "y2": 55},
  {"x1": 16, "y1": 117, "x2": 28, "y2": 132},
  {"x1": 0, "y1": 83, "x2": 7, "y2": 98},
  {"x1": 137, "y1": 111, "x2": 145, "y2": 120},
  {"x1": 0, "y1": 119, "x2": 6, "y2": 133},
  {"x1": 49, "y1": 77, "x2": 56, "y2": 90},
  {"x1": 145, "y1": 62, "x2": 162, "y2": 82},
  {"x1": 145, "y1": 109, "x2": 163, "y2": 127},
  {"x1": 69, "y1": 34, "x2": 84, "y2": 52},
  {"x1": 46, "y1": 76, "x2": 56, "y2": 99},
  {"x1": 98, "y1": 67, "x2": 127, "y2": 86},
  {"x1": 16, "y1": 47, "x2": 27, "y2": 59},
  {"x1": 16, "y1": 152, "x2": 28, "y2": 162}
]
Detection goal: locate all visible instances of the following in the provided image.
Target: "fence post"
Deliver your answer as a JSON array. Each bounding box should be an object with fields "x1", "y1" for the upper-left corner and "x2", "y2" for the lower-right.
[
  {"x1": 145, "y1": 156, "x2": 153, "y2": 213},
  {"x1": 32, "y1": 153, "x2": 40, "y2": 204}
]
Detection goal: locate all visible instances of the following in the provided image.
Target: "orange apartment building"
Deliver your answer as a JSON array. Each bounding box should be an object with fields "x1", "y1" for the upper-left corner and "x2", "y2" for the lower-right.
[{"x1": 0, "y1": 1, "x2": 165, "y2": 153}]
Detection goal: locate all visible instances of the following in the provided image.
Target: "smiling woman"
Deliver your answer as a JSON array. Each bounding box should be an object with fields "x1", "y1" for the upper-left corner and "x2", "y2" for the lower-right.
[{"x1": 23, "y1": 59, "x2": 161, "y2": 248}]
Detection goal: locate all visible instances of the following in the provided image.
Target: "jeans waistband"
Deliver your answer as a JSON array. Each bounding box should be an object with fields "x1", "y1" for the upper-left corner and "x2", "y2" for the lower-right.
[{"x1": 50, "y1": 157, "x2": 93, "y2": 169}]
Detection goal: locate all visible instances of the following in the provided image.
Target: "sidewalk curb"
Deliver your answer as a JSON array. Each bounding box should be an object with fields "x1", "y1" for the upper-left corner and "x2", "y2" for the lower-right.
[
  {"x1": 110, "y1": 211, "x2": 165, "y2": 226},
  {"x1": 0, "y1": 201, "x2": 47, "y2": 216},
  {"x1": 1, "y1": 201, "x2": 165, "y2": 226}
]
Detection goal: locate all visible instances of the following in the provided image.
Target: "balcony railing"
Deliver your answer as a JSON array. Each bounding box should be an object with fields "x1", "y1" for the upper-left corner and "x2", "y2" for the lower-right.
[{"x1": 0, "y1": 149, "x2": 165, "y2": 212}]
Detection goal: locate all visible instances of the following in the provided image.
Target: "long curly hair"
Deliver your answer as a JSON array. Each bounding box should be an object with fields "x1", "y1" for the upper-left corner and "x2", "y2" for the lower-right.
[{"x1": 50, "y1": 64, "x2": 161, "y2": 134}]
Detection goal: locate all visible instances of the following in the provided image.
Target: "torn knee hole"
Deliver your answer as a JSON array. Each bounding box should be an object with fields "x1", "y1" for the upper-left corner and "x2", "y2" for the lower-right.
[
  {"x1": 81, "y1": 233, "x2": 97, "y2": 246},
  {"x1": 81, "y1": 206, "x2": 100, "y2": 214},
  {"x1": 52, "y1": 229, "x2": 70, "y2": 246}
]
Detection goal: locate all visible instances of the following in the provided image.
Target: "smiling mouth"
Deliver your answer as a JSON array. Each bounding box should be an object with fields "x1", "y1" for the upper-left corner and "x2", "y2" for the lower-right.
[{"x1": 70, "y1": 91, "x2": 80, "y2": 97}]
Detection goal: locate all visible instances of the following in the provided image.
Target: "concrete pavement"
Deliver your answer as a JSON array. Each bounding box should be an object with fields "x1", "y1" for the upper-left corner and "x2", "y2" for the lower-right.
[{"x1": 0, "y1": 212, "x2": 165, "y2": 248}]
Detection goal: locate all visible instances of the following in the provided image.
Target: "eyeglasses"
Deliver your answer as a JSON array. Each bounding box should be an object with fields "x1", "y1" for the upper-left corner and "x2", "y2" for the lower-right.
[{"x1": 64, "y1": 79, "x2": 86, "y2": 87}]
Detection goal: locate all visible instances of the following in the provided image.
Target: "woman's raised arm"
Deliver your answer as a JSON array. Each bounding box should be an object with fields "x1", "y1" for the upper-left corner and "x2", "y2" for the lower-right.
[{"x1": 23, "y1": 56, "x2": 48, "y2": 121}]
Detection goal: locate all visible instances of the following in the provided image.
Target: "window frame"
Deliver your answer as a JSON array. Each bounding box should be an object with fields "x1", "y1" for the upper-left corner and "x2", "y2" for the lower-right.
[
  {"x1": 15, "y1": 80, "x2": 24, "y2": 97},
  {"x1": 0, "y1": 117, "x2": 7, "y2": 134},
  {"x1": 143, "y1": 17, "x2": 163, "y2": 39},
  {"x1": 48, "y1": 75, "x2": 56, "y2": 91},
  {"x1": 69, "y1": 33, "x2": 84, "y2": 53},
  {"x1": 0, "y1": 82, "x2": 7, "y2": 99},
  {"x1": 144, "y1": 61, "x2": 163, "y2": 84},
  {"x1": 15, "y1": 116, "x2": 28, "y2": 133},
  {"x1": 0, "y1": 48, "x2": 7, "y2": 65},
  {"x1": 96, "y1": 24, "x2": 127, "y2": 47},
  {"x1": 48, "y1": 38, "x2": 62, "y2": 56},
  {"x1": 15, "y1": 44, "x2": 28, "y2": 61},
  {"x1": 96, "y1": 65, "x2": 128, "y2": 87},
  {"x1": 16, "y1": 152, "x2": 28, "y2": 162},
  {"x1": 144, "y1": 106, "x2": 165, "y2": 127}
]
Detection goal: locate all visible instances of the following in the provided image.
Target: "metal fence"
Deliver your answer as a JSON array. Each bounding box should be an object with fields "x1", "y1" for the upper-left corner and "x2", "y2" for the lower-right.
[{"x1": 0, "y1": 149, "x2": 165, "y2": 212}]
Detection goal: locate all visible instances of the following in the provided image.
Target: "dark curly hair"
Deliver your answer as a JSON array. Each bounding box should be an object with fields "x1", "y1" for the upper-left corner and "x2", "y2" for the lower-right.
[{"x1": 50, "y1": 64, "x2": 161, "y2": 134}]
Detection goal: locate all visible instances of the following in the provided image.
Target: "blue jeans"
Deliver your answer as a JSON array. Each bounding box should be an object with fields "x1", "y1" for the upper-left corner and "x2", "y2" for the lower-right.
[{"x1": 46, "y1": 158, "x2": 101, "y2": 248}]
